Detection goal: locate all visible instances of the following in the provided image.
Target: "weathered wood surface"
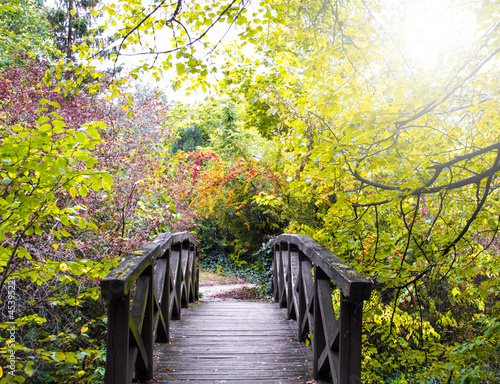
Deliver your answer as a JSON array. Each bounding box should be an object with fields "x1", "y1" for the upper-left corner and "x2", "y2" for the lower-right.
[
  {"x1": 101, "y1": 231, "x2": 200, "y2": 384},
  {"x1": 272, "y1": 234, "x2": 372, "y2": 301},
  {"x1": 153, "y1": 300, "x2": 315, "y2": 383},
  {"x1": 272, "y1": 235, "x2": 373, "y2": 383}
]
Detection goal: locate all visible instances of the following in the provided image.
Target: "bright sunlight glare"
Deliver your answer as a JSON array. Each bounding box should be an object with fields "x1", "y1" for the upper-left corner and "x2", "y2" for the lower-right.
[{"x1": 382, "y1": 0, "x2": 479, "y2": 71}]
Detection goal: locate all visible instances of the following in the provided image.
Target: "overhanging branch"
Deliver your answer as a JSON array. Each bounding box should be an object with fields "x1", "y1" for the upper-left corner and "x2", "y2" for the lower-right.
[{"x1": 352, "y1": 142, "x2": 500, "y2": 200}]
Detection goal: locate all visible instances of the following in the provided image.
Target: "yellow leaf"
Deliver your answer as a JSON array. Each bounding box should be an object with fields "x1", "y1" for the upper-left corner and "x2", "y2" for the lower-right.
[
  {"x1": 81, "y1": 326, "x2": 88, "y2": 333},
  {"x1": 52, "y1": 244, "x2": 59, "y2": 249},
  {"x1": 69, "y1": 187, "x2": 77, "y2": 198}
]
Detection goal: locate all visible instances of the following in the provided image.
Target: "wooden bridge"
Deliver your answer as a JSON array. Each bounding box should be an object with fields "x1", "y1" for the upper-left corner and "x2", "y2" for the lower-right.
[{"x1": 101, "y1": 232, "x2": 373, "y2": 384}]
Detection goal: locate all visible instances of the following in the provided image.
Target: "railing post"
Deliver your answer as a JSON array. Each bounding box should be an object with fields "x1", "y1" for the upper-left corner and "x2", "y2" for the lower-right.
[
  {"x1": 339, "y1": 295, "x2": 363, "y2": 384},
  {"x1": 285, "y1": 243, "x2": 295, "y2": 319},
  {"x1": 104, "y1": 293, "x2": 130, "y2": 384},
  {"x1": 278, "y1": 242, "x2": 287, "y2": 308},
  {"x1": 297, "y1": 251, "x2": 306, "y2": 341},
  {"x1": 189, "y1": 244, "x2": 195, "y2": 302}
]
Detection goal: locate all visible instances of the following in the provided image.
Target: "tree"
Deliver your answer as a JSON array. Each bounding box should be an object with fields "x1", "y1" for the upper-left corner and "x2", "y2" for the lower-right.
[
  {"x1": 172, "y1": 125, "x2": 208, "y2": 152},
  {"x1": 217, "y1": 0, "x2": 500, "y2": 381},
  {"x1": 167, "y1": 100, "x2": 260, "y2": 159},
  {"x1": 47, "y1": 0, "x2": 113, "y2": 61},
  {"x1": 0, "y1": 0, "x2": 59, "y2": 63}
]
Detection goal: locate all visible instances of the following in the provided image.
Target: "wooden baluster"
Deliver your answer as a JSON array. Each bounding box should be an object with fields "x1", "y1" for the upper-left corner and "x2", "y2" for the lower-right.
[
  {"x1": 194, "y1": 246, "x2": 200, "y2": 301},
  {"x1": 104, "y1": 293, "x2": 130, "y2": 384},
  {"x1": 135, "y1": 266, "x2": 154, "y2": 381},
  {"x1": 272, "y1": 243, "x2": 279, "y2": 302},
  {"x1": 289, "y1": 244, "x2": 300, "y2": 321},
  {"x1": 284, "y1": 242, "x2": 290, "y2": 315},
  {"x1": 189, "y1": 243, "x2": 196, "y2": 302},
  {"x1": 164, "y1": 249, "x2": 171, "y2": 340},
  {"x1": 181, "y1": 240, "x2": 190, "y2": 307},
  {"x1": 300, "y1": 257, "x2": 314, "y2": 342},
  {"x1": 313, "y1": 265, "x2": 328, "y2": 381},
  {"x1": 156, "y1": 250, "x2": 170, "y2": 343},
  {"x1": 339, "y1": 295, "x2": 363, "y2": 384},
  {"x1": 296, "y1": 252, "x2": 306, "y2": 341},
  {"x1": 171, "y1": 242, "x2": 181, "y2": 320},
  {"x1": 278, "y1": 242, "x2": 287, "y2": 308}
]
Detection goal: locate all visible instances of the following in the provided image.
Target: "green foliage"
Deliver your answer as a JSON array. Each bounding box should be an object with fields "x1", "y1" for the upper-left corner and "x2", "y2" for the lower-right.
[
  {"x1": 197, "y1": 218, "x2": 273, "y2": 286},
  {"x1": 216, "y1": 0, "x2": 500, "y2": 381},
  {"x1": 47, "y1": 0, "x2": 112, "y2": 61},
  {"x1": 172, "y1": 125, "x2": 208, "y2": 153},
  {"x1": 0, "y1": 0, "x2": 59, "y2": 63},
  {"x1": 167, "y1": 100, "x2": 257, "y2": 159},
  {"x1": 0, "y1": 108, "x2": 110, "y2": 283},
  {"x1": 0, "y1": 105, "x2": 114, "y2": 382}
]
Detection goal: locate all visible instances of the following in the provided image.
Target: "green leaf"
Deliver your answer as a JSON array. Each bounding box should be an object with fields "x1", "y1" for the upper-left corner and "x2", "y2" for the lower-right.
[
  {"x1": 49, "y1": 101, "x2": 61, "y2": 109},
  {"x1": 36, "y1": 116, "x2": 50, "y2": 124}
]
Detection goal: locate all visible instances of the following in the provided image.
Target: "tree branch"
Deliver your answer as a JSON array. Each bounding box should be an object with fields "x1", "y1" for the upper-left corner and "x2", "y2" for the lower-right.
[{"x1": 441, "y1": 148, "x2": 500, "y2": 256}]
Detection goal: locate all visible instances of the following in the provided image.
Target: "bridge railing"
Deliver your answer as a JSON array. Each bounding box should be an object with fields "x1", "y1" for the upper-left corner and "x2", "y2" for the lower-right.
[
  {"x1": 271, "y1": 234, "x2": 373, "y2": 384},
  {"x1": 100, "y1": 231, "x2": 199, "y2": 384}
]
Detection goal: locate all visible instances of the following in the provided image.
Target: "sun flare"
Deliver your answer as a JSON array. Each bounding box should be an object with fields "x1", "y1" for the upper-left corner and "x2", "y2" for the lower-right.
[{"x1": 382, "y1": 0, "x2": 479, "y2": 71}]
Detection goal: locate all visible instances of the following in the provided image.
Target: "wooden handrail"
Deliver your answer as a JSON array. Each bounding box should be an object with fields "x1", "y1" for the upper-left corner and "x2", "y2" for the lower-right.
[
  {"x1": 271, "y1": 234, "x2": 373, "y2": 384},
  {"x1": 101, "y1": 231, "x2": 199, "y2": 384}
]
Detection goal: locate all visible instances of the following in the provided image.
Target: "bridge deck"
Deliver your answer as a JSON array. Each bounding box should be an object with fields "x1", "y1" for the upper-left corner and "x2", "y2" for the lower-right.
[{"x1": 153, "y1": 300, "x2": 314, "y2": 383}]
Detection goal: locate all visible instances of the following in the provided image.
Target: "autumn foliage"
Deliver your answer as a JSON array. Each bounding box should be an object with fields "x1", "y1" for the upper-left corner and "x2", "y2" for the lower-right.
[{"x1": 0, "y1": 56, "x2": 198, "y2": 382}]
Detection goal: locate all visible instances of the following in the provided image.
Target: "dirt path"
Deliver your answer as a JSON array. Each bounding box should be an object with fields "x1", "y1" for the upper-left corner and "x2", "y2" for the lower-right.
[{"x1": 198, "y1": 270, "x2": 260, "y2": 301}]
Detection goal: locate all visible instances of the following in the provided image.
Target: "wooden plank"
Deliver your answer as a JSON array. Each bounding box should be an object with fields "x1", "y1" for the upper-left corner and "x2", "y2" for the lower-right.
[
  {"x1": 189, "y1": 246, "x2": 197, "y2": 302},
  {"x1": 127, "y1": 346, "x2": 138, "y2": 384},
  {"x1": 180, "y1": 241, "x2": 190, "y2": 307},
  {"x1": 289, "y1": 247, "x2": 300, "y2": 320},
  {"x1": 170, "y1": 245, "x2": 182, "y2": 320},
  {"x1": 194, "y1": 249, "x2": 199, "y2": 301},
  {"x1": 301, "y1": 259, "x2": 314, "y2": 340},
  {"x1": 272, "y1": 246, "x2": 278, "y2": 301},
  {"x1": 278, "y1": 245, "x2": 287, "y2": 308},
  {"x1": 153, "y1": 301, "x2": 313, "y2": 383},
  {"x1": 154, "y1": 258, "x2": 168, "y2": 304},
  {"x1": 129, "y1": 310, "x2": 149, "y2": 375}
]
